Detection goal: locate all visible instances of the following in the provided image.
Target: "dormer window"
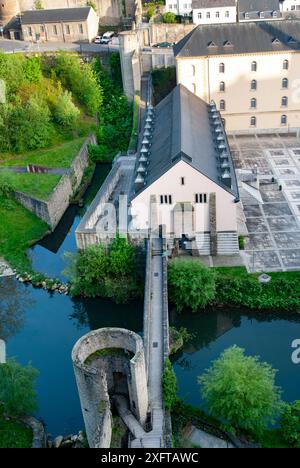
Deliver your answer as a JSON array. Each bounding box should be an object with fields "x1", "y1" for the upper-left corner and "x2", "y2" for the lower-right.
[
  {"x1": 273, "y1": 11, "x2": 278, "y2": 18},
  {"x1": 260, "y1": 12, "x2": 265, "y2": 19}
]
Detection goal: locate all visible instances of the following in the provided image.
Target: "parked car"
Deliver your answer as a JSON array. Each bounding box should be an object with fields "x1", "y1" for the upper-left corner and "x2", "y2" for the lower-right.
[
  {"x1": 94, "y1": 36, "x2": 102, "y2": 44},
  {"x1": 100, "y1": 31, "x2": 115, "y2": 44},
  {"x1": 153, "y1": 42, "x2": 176, "y2": 48}
]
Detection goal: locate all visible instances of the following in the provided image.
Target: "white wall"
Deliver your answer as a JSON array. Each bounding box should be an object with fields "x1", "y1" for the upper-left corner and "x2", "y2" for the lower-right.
[
  {"x1": 165, "y1": 0, "x2": 192, "y2": 16},
  {"x1": 280, "y1": 0, "x2": 300, "y2": 11},
  {"x1": 193, "y1": 6, "x2": 237, "y2": 25},
  {"x1": 130, "y1": 160, "x2": 237, "y2": 235}
]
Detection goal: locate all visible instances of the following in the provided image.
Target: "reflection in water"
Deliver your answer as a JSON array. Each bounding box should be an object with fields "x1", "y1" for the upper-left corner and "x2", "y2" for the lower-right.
[
  {"x1": 171, "y1": 308, "x2": 300, "y2": 406},
  {"x1": 0, "y1": 278, "x2": 34, "y2": 340}
]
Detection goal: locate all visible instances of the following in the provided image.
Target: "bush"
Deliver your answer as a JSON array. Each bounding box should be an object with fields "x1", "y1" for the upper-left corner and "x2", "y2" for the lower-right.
[
  {"x1": 53, "y1": 90, "x2": 80, "y2": 127},
  {"x1": 162, "y1": 359, "x2": 178, "y2": 410},
  {"x1": 280, "y1": 401, "x2": 300, "y2": 448},
  {"x1": 0, "y1": 358, "x2": 39, "y2": 418},
  {"x1": 198, "y1": 346, "x2": 283, "y2": 436},
  {"x1": 0, "y1": 180, "x2": 15, "y2": 198},
  {"x1": 162, "y1": 12, "x2": 177, "y2": 23},
  {"x1": 151, "y1": 67, "x2": 176, "y2": 104},
  {"x1": 168, "y1": 259, "x2": 216, "y2": 312}
]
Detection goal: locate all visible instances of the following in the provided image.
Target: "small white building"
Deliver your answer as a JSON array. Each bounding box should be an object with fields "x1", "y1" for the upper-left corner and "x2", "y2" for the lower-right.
[
  {"x1": 192, "y1": 0, "x2": 237, "y2": 26},
  {"x1": 165, "y1": 0, "x2": 192, "y2": 17},
  {"x1": 237, "y1": 0, "x2": 282, "y2": 21},
  {"x1": 130, "y1": 84, "x2": 240, "y2": 256},
  {"x1": 280, "y1": 0, "x2": 300, "y2": 14}
]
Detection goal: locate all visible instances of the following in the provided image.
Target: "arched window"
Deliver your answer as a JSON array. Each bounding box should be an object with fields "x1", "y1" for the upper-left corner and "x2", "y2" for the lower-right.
[
  {"x1": 250, "y1": 116, "x2": 256, "y2": 127},
  {"x1": 281, "y1": 96, "x2": 288, "y2": 107},
  {"x1": 283, "y1": 59, "x2": 289, "y2": 70},
  {"x1": 251, "y1": 61, "x2": 257, "y2": 72},
  {"x1": 191, "y1": 64, "x2": 196, "y2": 76},
  {"x1": 281, "y1": 114, "x2": 287, "y2": 126},
  {"x1": 282, "y1": 78, "x2": 288, "y2": 89},
  {"x1": 251, "y1": 79, "x2": 257, "y2": 91},
  {"x1": 220, "y1": 99, "x2": 226, "y2": 110},
  {"x1": 251, "y1": 98, "x2": 257, "y2": 109},
  {"x1": 219, "y1": 63, "x2": 225, "y2": 73},
  {"x1": 221, "y1": 118, "x2": 226, "y2": 128},
  {"x1": 220, "y1": 81, "x2": 225, "y2": 92}
]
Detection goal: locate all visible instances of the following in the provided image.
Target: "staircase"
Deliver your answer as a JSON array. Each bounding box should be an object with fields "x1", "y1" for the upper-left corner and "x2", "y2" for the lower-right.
[
  {"x1": 194, "y1": 233, "x2": 211, "y2": 255},
  {"x1": 217, "y1": 232, "x2": 239, "y2": 255}
]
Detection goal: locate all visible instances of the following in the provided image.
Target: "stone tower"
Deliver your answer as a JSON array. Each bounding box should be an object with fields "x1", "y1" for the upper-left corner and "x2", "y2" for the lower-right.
[{"x1": 0, "y1": 0, "x2": 20, "y2": 27}]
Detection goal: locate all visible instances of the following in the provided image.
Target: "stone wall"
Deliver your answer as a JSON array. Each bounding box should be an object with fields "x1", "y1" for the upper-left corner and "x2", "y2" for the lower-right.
[
  {"x1": 149, "y1": 23, "x2": 195, "y2": 46},
  {"x1": 15, "y1": 135, "x2": 95, "y2": 232}
]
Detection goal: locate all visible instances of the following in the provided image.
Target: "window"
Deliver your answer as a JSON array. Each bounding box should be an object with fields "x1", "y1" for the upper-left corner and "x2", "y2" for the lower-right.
[
  {"x1": 245, "y1": 12, "x2": 250, "y2": 19},
  {"x1": 282, "y1": 78, "x2": 288, "y2": 89},
  {"x1": 192, "y1": 83, "x2": 196, "y2": 94},
  {"x1": 273, "y1": 11, "x2": 278, "y2": 18},
  {"x1": 219, "y1": 62, "x2": 225, "y2": 73},
  {"x1": 283, "y1": 59, "x2": 289, "y2": 70},
  {"x1": 28, "y1": 26, "x2": 32, "y2": 36},
  {"x1": 260, "y1": 12, "x2": 265, "y2": 19},
  {"x1": 250, "y1": 116, "x2": 256, "y2": 127},
  {"x1": 281, "y1": 96, "x2": 288, "y2": 107},
  {"x1": 251, "y1": 98, "x2": 257, "y2": 109},
  {"x1": 53, "y1": 25, "x2": 58, "y2": 35},
  {"x1": 160, "y1": 195, "x2": 173, "y2": 204},
  {"x1": 195, "y1": 193, "x2": 208, "y2": 204},
  {"x1": 181, "y1": 177, "x2": 185, "y2": 185},
  {"x1": 198, "y1": 12, "x2": 202, "y2": 19},
  {"x1": 225, "y1": 10, "x2": 229, "y2": 18},
  {"x1": 251, "y1": 61, "x2": 257, "y2": 72},
  {"x1": 78, "y1": 24, "x2": 84, "y2": 34},
  {"x1": 168, "y1": 4, "x2": 172, "y2": 9},
  {"x1": 206, "y1": 12, "x2": 210, "y2": 18},
  {"x1": 216, "y1": 11, "x2": 220, "y2": 18},
  {"x1": 191, "y1": 64, "x2": 195, "y2": 76},
  {"x1": 65, "y1": 24, "x2": 70, "y2": 35},
  {"x1": 40, "y1": 25, "x2": 45, "y2": 33},
  {"x1": 220, "y1": 81, "x2": 225, "y2": 92},
  {"x1": 281, "y1": 114, "x2": 287, "y2": 126},
  {"x1": 220, "y1": 99, "x2": 226, "y2": 110},
  {"x1": 251, "y1": 79, "x2": 257, "y2": 90}
]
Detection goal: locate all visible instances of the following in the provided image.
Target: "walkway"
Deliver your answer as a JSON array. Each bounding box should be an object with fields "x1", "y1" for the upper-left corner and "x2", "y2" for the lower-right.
[{"x1": 186, "y1": 426, "x2": 235, "y2": 449}]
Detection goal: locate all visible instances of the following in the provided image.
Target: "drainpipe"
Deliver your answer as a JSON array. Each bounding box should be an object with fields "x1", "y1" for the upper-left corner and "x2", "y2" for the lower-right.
[{"x1": 206, "y1": 56, "x2": 211, "y2": 103}]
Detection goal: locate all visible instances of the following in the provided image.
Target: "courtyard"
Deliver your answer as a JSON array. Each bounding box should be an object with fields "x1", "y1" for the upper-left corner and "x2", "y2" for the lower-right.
[{"x1": 228, "y1": 133, "x2": 300, "y2": 273}]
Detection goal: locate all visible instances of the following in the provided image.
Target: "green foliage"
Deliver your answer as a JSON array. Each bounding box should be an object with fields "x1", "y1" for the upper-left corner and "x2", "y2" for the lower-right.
[
  {"x1": 162, "y1": 12, "x2": 177, "y2": 23},
  {"x1": 91, "y1": 59, "x2": 132, "y2": 161},
  {"x1": 0, "y1": 358, "x2": 39, "y2": 418},
  {"x1": 151, "y1": 67, "x2": 176, "y2": 104},
  {"x1": 52, "y1": 53, "x2": 102, "y2": 115},
  {"x1": 109, "y1": 52, "x2": 123, "y2": 88},
  {"x1": 0, "y1": 414, "x2": 32, "y2": 448},
  {"x1": 168, "y1": 259, "x2": 216, "y2": 312},
  {"x1": 66, "y1": 236, "x2": 141, "y2": 303},
  {"x1": 215, "y1": 271, "x2": 300, "y2": 310},
  {"x1": 0, "y1": 180, "x2": 14, "y2": 198},
  {"x1": 87, "y1": 0, "x2": 97, "y2": 10},
  {"x1": 162, "y1": 359, "x2": 178, "y2": 410},
  {"x1": 198, "y1": 346, "x2": 283, "y2": 436},
  {"x1": 34, "y1": 0, "x2": 44, "y2": 9},
  {"x1": 238, "y1": 235, "x2": 245, "y2": 250},
  {"x1": 147, "y1": 6, "x2": 155, "y2": 20},
  {"x1": 23, "y1": 57, "x2": 42, "y2": 83},
  {"x1": 53, "y1": 90, "x2": 80, "y2": 127},
  {"x1": 280, "y1": 400, "x2": 300, "y2": 448},
  {"x1": 0, "y1": 52, "x2": 26, "y2": 97}
]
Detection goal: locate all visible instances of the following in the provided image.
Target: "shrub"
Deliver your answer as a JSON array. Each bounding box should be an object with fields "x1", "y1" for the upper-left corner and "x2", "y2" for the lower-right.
[
  {"x1": 168, "y1": 259, "x2": 216, "y2": 312},
  {"x1": 0, "y1": 180, "x2": 15, "y2": 198},
  {"x1": 280, "y1": 401, "x2": 300, "y2": 448},
  {"x1": 151, "y1": 67, "x2": 176, "y2": 104},
  {"x1": 53, "y1": 90, "x2": 80, "y2": 127},
  {"x1": 0, "y1": 358, "x2": 39, "y2": 418},
  {"x1": 23, "y1": 57, "x2": 42, "y2": 83},
  {"x1": 162, "y1": 359, "x2": 178, "y2": 410},
  {"x1": 198, "y1": 346, "x2": 283, "y2": 436},
  {"x1": 162, "y1": 12, "x2": 177, "y2": 23}
]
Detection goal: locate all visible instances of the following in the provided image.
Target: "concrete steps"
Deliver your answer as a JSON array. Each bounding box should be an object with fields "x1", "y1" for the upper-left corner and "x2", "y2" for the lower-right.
[
  {"x1": 194, "y1": 233, "x2": 211, "y2": 255},
  {"x1": 217, "y1": 232, "x2": 239, "y2": 255}
]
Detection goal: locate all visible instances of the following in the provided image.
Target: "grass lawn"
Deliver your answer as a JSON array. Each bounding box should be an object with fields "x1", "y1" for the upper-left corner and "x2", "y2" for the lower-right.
[
  {"x1": 0, "y1": 197, "x2": 49, "y2": 271},
  {"x1": 0, "y1": 416, "x2": 33, "y2": 449},
  {"x1": 0, "y1": 171, "x2": 61, "y2": 200},
  {"x1": 215, "y1": 265, "x2": 300, "y2": 282},
  {"x1": 0, "y1": 138, "x2": 86, "y2": 169}
]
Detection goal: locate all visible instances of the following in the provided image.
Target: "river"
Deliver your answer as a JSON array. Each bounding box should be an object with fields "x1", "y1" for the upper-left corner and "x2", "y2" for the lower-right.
[{"x1": 0, "y1": 164, "x2": 300, "y2": 437}]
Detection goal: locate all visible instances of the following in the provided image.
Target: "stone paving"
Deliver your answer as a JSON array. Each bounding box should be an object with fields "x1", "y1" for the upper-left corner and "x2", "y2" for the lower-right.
[{"x1": 229, "y1": 133, "x2": 300, "y2": 272}]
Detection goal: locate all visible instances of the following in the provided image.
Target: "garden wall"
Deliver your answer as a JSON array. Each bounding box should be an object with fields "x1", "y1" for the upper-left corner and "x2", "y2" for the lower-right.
[{"x1": 14, "y1": 135, "x2": 96, "y2": 231}]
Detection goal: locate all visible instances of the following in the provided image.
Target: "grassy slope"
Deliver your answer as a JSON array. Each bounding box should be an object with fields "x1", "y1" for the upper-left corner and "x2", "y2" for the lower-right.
[
  {"x1": 0, "y1": 197, "x2": 49, "y2": 270},
  {"x1": 0, "y1": 171, "x2": 61, "y2": 200},
  {"x1": 0, "y1": 416, "x2": 33, "y2": 449},
  {"x1": 0, "y1": 138, "x2": 86, "y2": 168}
]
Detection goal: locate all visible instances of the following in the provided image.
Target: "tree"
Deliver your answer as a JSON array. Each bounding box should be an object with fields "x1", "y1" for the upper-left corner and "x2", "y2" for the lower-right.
[
  {"x1": 162, "y1": 12, "x2": 177, "y2": 23},
  {"x1": 198, "y1": 346, "x2": 282, "y2": 436},
  {"x1": 280, "y1": 401, "x2": 300, "y2": 448},
  {"x1": 87, "y1": 0, "x2": 97, "y2": 11},
  {"x1": 168, "y1": 259, "x2": 216, "y2": 312},
  {"x1": 162, "y1": 359, "x2": 178, "y2": 410},
  {"x1": 23, "y1": 57, "x2": 42, "y2": 83},
  {"x1": 0, "y1": 358, "x2": 39, "y2": 418},
  {"x1": 34, "y1": 0, "x2": 44, "y2": 9},
  {"x1": 53, "y1": 91, "x2": 80, "y2": 127}
]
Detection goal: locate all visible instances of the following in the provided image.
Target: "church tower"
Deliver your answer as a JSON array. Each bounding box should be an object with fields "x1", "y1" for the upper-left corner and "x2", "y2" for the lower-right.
[{"x1": 0, "y1": 0, "x2": 20, "y2": 27}]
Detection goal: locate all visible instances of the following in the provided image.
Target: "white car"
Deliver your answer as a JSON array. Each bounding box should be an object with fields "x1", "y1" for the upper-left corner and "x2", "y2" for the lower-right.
[
  {"x1": 94, "y1": 36, "x2": 102, "y2": 44},
  {"x1": 100, "y1": 31, "x2": 115, "y2": 44}
]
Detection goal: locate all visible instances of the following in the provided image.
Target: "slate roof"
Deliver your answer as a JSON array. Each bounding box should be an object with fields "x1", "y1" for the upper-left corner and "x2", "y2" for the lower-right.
[
  {"x1": 192, "y1": 0, "x2": 236, "y2": 8},
  {"x1": 238, "y1": 0, "x2": 281, "y2": 20},
  {"x1": 132, "y1": 84, "x2": 238, "y2": 200},
  {"x1": 174, "y1": 20, "x2": 300, "y2": 57},
  {"x1": 21, "y1": 7, "x2": 92, "y2": 24}
]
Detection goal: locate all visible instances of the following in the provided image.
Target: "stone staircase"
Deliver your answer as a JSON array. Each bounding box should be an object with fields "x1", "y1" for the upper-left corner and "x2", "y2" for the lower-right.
[
  {"x1": 193, "y1": 233, "x2": 211, "y2": 255},
  {"x1": 217, "y1": 232, "x2": 239, "y2": 255}
]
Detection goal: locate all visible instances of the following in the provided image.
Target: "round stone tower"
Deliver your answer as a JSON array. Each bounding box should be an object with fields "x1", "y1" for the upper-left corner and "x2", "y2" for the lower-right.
[{"x1": 0, "y1": 0, "x2": 20, "y2": 27}]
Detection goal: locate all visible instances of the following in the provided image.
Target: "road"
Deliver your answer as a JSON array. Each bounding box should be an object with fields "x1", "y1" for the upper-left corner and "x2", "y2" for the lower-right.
[{"x1": 0, "y1": 39, "x2": 119, "y2": 54}]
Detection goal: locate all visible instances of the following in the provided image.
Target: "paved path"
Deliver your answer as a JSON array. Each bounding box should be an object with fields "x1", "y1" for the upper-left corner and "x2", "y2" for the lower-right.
[
  {"x1": 0, "y1": 166, "x2": 68, "y2": 175},
  {"x1": 0, "y1": 39, "x2": 119, "y2": 54},
  {"x1": 187, "y1": 426, "x2": 235, "y2": 449}
]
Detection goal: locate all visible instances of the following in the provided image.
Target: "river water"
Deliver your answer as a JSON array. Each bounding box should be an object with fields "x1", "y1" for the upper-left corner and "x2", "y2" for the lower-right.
[{"x1": 0, "y1": 164, "x2": 300, "y2": 437}]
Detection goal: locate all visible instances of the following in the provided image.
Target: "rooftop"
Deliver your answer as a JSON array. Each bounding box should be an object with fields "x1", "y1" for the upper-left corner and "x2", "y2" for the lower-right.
[
  {"x1": 132, "y1": 84, "x2": 238, "y2": 200},
  {"x1": 174, "y1": 20, "x2": 300, "y2": 57},
  {"x1": 192, "y1": 0, "x2": 236, "y2": 8},
  {"x1": 20, "y1": 7, "x2": 93, "y2": 25}
]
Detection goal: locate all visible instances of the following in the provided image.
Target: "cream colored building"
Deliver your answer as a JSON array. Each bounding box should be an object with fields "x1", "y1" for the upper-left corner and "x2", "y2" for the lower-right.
[
  {"x1": 175, "y1": 20, "x2": 300, "y2": 133},
  {"x1": 130, "y1": 84, "x2": 240, "y2": 255},
  {"x1": 192, "y1": 0, "x2": 237, "y2": 26}
]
